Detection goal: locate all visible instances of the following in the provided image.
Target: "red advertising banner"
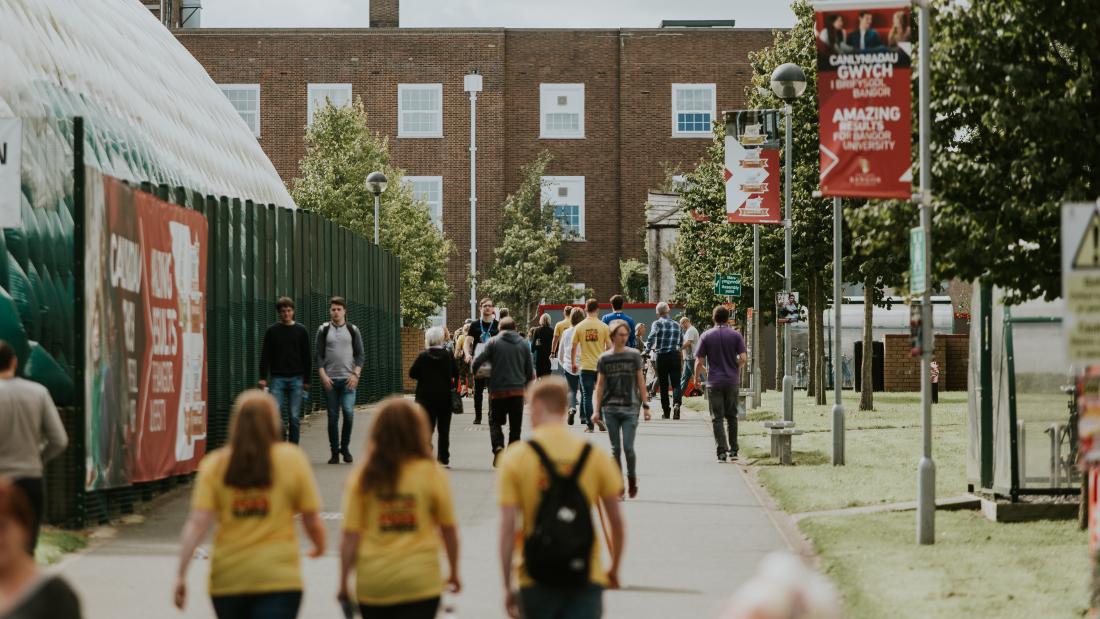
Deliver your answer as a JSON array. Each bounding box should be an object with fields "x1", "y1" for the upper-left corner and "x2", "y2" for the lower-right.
[
  {"x1": 815, "y1": 1, "x2": 912, "y2": 199},
  {"x1": 725, "y1": 142, "x2": 782, "y2": 225},
  {"x1": 85, "y1": 171, "x2": 208, "y2": 490}
]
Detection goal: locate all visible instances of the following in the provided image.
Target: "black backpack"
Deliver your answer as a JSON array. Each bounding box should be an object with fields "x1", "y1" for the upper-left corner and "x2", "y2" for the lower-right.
[{"x1": 523, "y1": 440, "x2": 595, "y2": 587}]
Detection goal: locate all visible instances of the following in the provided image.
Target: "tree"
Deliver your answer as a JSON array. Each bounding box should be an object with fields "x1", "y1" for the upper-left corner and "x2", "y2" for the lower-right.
[
  {"x1": 290, "y1": 99, "x2": 453, "y2": 329},
  {"x1": 619, "y1": 259, "x2": 648, "y2": 302},
  {"x1": 480, "y1": 152, "x2": 586, "y2": 328}
]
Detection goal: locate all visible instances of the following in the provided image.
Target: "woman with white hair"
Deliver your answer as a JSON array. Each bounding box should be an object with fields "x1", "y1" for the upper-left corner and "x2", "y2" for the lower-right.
[
  {"x1": 409, "y1": 326, "x2": 460, "y2": 467},
  {"x1": 531, "y1": 312, "x2": 555, "y2": 378}
]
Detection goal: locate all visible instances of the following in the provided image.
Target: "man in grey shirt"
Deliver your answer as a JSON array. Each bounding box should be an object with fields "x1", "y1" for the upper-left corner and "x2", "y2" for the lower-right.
[
  {"x1": 315, "y1": 297, "x2": 364, "y2": 464},
  {"x1": 0, "y1": 340, "x2": 69, "y2": 554}
]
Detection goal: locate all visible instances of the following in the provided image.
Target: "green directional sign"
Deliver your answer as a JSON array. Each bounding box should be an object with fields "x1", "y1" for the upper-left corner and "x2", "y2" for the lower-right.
[
  {"x1": 910, "y1": 226, "x2": 926, "y2": 295},
  {"x1": 713, "y1": 273, "x2": 742, "y2": 297}
]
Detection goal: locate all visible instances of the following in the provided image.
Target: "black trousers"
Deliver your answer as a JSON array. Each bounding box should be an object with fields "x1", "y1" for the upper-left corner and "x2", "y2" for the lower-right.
[
  {"x1": 359, "y1": 597, "x2": 440, "y2": 619},
  {"x1": 655, "y1": 351, "x2": 683, "y2": 414},
  {"x1": 490, "y1": 396, "x2": 524, "y2": 453},
  {"x1": 932, "y1": 383, "x2": 939, "y2": 404},
  {"x1": 474, "y1": 378, "x2": 488, "y2": 417},
  {"x1": 421, "y1": 400, "x2": 453, "y2": 465},
  {"x1": 14, "y1": 477, "x2": 43, "y2": 555}
]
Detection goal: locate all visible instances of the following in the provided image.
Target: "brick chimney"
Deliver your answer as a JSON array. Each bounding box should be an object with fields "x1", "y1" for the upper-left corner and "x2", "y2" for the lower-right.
[{"x1": 370, "y1": 0, "x2": 399, "y2": 28}]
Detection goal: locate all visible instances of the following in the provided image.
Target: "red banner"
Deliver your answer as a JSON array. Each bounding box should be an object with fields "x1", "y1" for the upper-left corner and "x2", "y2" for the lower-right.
[
  {"x1": 725, "y1": 143, "x2": 782, "y2": 225},
  {"x1": 85, "y1": 173, "x2": 208, "y2": 489},
  {"x1": 815, "y1": 2, "x2": 912, "y2": 199}
]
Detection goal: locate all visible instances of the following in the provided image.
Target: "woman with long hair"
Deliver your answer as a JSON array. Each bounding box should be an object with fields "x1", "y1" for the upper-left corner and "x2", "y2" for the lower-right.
[
  {"x1": 819, "y1": 14, "x2": 848, "y2": 54},
  {"x1": 531, "y1": 313, "x2": 555, "y2": 378},
  {"x1": 556, "y1": 307, "x2": 584, "y2": 425},
  {"x1": 174, "y1": 390, "x2": 324, "y2": 618},
  {"x1": 592, "y1": 320, "x2": 651, "y2": 499},
  {"x1": 409, "y1": 327, "x2": 460, "y2": 467},
  {"x1": 888, "y1": 10, "x2": 911, "y2": 49},
  {"x1": 339, "y1": 398, "x2": 460, "y2": 619}
]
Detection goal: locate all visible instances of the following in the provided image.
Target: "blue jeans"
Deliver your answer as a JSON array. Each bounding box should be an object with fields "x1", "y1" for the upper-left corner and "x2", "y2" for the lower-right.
[
  {"x1": 211, "y1": 590, "x2": 301, "y2": 619},
  {"x1": 270, "y1": 376, "x2": 304, "y2": 443},
  {"x1": 680, "y1": 359, "x2": 694, "y2": 394},
  {"x1": 325, "y1": 378, "x2": 356, "y2": 453},
  {"x1": 564, "y1": 372, "x2": 580, "y2": 411},
  {"x1": 520, "y1": 584, "x2": 603, "y2": 619},
  {"x1": 579, "y1": 370, "x2": 597, "y2": 429},
  {"x1": 603, "y1": 408, "x2": 639, "y2": 479}
]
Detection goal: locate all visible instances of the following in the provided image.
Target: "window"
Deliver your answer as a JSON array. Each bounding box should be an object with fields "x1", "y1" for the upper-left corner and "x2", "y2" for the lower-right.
[
  {"x1": 428, "y1": 307, "x2": 447, "y2": 330},
  {"x1": 398, "y1": 84, "x2": 443, "y2": 138},
  {"x1": 541, "y1": 176, "x2": 585, "y2": 240},
  {"x1": 671, "y1": 83, "x2": 716, "y2": 137},
  {"x1": 569, "y1": 284, "x2": 587, "y2": 305},
  {"x1": 404, "y1": 176, "x2": 443, "y2": 230},
  {"x1": 307, "y1": 83, "x2": 352, "y2": 126},
  {"x1": 218, "y1": 84, "x2": 260, "y2": 137},
  {"x1": 539, "y1": 83, "x2": 584, "y2": 139}
]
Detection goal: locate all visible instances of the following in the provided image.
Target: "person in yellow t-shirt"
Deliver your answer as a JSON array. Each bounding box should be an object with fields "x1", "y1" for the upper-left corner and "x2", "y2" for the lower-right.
[
  {"x1": 571, "y1": 298, "x2": 610, "y2": 432},
  {"x1": 338, "y1": 397, "x2": 460, "y2": 619},
  {"x1": 497, "y1": 377, "x2": 625, "y2": 619},
  {"x1": 174, "y1": 390, "x2": 325, "y2": 618},
  {"x1": 550, "y1": 305, "x2": 574, "y2": 358}
]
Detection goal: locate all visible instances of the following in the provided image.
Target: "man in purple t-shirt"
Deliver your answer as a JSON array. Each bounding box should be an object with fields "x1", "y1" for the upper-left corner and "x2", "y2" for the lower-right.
[{"x1": 693, "y1": 305, "x2": 747, "y2": 461}]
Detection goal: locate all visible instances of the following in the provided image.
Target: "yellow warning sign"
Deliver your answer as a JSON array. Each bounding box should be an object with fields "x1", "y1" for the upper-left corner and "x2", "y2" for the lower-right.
[{"x1": 1073, "y1": 210, "x2": 1100, "y2": 270}]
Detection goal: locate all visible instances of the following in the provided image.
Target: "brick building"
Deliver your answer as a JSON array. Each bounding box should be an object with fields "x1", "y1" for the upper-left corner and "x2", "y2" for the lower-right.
[{"x1": 167, "y1": 0, "x2": 775, "y2": 329}]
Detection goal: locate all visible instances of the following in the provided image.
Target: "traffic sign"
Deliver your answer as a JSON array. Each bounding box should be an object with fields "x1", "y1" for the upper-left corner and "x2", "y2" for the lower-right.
[
  {"x1": 910, "y1": 226, "x2": 926, "y2": 295},
  {"x1": 1063, "y1": 203, "x2": 1100, "y2": 364},
  {"x1": 714, "y1": 273, "x2": 742, "y2": 297}
]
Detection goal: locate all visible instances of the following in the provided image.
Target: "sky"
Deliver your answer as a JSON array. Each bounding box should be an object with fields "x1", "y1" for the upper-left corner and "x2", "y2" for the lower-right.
[{"x1": 199, "y1": 0, "x2": 797, "y2": 29}]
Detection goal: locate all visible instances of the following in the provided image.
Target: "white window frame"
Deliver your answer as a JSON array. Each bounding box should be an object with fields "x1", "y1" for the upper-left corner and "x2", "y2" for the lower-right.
[
  {"x1": 218, "y1": 84, "x2": 261, "y2": 137},
  {"x1": 541, "y1": 176, "x2": 585, "y2": 241},
  {"x1": 307, "y1": 83, "x2": 352, "y2": 126},
  {"x1": 671, "y1": 83, "x2": 717, "y2": 138},
  {"x1": 539, "y1": 83, "x2": 585, "y2": 139},
  {"x1": 403, "y1": 176, "x2": 443, "y2": 231},
  {"x1": 398, "y1": 83, "x2": 444, "y2": 138},
  {"x1": 569, "y1": 283, "x2": 587, "y2": 305}
]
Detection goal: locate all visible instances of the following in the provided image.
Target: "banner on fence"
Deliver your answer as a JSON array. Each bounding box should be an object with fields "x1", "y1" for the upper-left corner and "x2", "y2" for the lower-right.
[
  {"x1": 85, "y1": 172, "x2": 208, "y2": 490},
  {"x1": 814, "y1": 1, "x2": 912, "y2": 199}
]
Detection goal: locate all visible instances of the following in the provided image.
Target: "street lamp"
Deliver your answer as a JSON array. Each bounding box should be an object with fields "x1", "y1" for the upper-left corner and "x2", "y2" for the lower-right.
[
  {"x1": 770, "y1": 62, "x2": 806, "y2": 427},
  {"x1": 464, "y1": 69, "x2": 483, "y2": 320},
  {"x1": 366, "y1": 171, "x2": 388, "y2": 245}
]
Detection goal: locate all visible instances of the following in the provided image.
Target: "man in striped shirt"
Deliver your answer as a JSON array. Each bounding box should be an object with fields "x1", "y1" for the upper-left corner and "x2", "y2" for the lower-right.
[{"x1": 646, "y1": 302, "x2": 684, "y2": 419}]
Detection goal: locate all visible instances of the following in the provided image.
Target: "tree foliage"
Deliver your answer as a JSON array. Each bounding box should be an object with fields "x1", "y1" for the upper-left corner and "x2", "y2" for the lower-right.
[
  {"x1": 290, "y1": 99, "x2": 453, "y2": 329},
  {"x1": 619, "y1": 259, "x2": 648, "y2": 302}
]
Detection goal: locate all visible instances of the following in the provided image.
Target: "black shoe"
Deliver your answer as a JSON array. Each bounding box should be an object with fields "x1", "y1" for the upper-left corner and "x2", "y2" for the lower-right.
[
  {"x1": 673, "y1": 404, "x2": 681, "y2": 420},
  {"x1": 662, "y1": 413, "x2": 671, "y2": 419},
  {"x1": 567, "y1": 408, "x2": 575, "y2": 426},
  {"x1": 729, "y1": 451, "x2": 739, "y2": 461},
  {"x1": 341, "y1": 449, "x2": 353, "y2": 463},
  {"x1": 473, "y1": 415, "x2": 482, "y2": 425},
  {"x1": 492, "y1": 448, "x2": 503, "y2": 468},
  {"x1": 328, "y1": 453, "x2": 340, "y2": 464}
]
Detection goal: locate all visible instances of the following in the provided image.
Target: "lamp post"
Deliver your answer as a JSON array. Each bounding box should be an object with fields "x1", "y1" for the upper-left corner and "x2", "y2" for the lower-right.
[
  {"x1": 365, "y1": 171, "x2": 388, "y2": 245},
  {"x1": 770, "y1": 62, "x2": 806, "y2": 426},
  {"x1": 916, "y1": 0, "x2": 936, "y2": 546},
  {"x1": 465, "y1": 70, "x2": 483, "y2": 320}
]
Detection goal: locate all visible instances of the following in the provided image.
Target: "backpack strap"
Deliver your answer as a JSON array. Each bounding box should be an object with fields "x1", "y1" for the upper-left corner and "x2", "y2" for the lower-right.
[
  {"x1": 569, "y1": 443, "x2": 593, "y2": 483},
  {"x1": 527, "y1": 441, "x2": 561, "y2": 481}
]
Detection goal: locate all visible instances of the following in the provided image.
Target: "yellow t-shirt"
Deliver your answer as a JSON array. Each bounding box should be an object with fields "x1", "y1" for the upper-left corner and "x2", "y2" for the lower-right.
[
  {"x1": 192, "y1": 443, "x2": 322, "y2": 597},
  {"x1": 342, "y1": 458, "x2": 456, "y2": 605},
  {"x1": 575, "y1": 317, "x2": 610, "y2": 372},
  {"x1": 553, "y1": 318, "x2": 572, "y2": 341},
  {"x1": 497, "y1": 424, "x2": 623, "y2": 588}
]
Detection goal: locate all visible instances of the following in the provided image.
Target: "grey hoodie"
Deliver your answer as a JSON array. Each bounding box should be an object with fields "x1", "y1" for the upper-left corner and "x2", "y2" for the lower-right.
[{"x1": 472, "y1": 330, "x2": 534, "y2": 394}]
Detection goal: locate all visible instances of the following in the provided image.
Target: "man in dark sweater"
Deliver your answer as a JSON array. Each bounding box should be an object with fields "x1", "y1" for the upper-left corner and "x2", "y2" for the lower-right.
[
  {"x1": 472, "y1": 317, "x2": 534, "y2": 467},
  {"x1": 258, "y1": 296, "x2": 311, "y2": 443}
]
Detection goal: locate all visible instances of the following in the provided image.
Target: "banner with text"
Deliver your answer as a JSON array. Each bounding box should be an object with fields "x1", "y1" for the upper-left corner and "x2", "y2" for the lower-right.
[
  {"x1": 85, "y1": 171, "x2": 208, "y2": 490},
  {"x1": 815, "y1": 1, "x2": 912, "y2": 198}
]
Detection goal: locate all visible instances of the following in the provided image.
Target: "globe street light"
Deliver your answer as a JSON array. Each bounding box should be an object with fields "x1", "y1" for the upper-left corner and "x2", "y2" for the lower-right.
[
  {"x1": 366, "y1": 171, "x2": 388, "y2": 245},
  {"x1": 769, "y1": 62, "x2": 806, "y2": 430}
]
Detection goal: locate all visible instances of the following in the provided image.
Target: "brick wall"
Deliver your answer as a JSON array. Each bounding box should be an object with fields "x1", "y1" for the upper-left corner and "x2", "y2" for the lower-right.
[
  {"x1": 369, "y1": 0, "x2": 399, "y2": 28},
  {"x1": 401, "y1": 327, "x2": 423, "y2": 393},
  {"x1": 883, "y1": 333, "x2": 968, "y2": 392}
]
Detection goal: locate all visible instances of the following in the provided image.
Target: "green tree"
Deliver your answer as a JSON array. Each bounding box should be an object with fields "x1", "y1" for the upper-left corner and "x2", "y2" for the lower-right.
[
  {"x1": 619, "y1": 259, "x2": 648, "y2": 302},
  {"x1": 480, "y1": 152, "x2": 585, "y2": 327},
  {"x1": 290, "y1": 99, "x2": 453, "y2": 329}
]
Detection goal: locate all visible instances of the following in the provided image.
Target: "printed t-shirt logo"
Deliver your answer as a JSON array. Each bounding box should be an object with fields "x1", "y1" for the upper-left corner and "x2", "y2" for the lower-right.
[
  {"x1": 378, "y1": 494, "x2": 419, "y2": 532},
  {"x1": 584, "y1": 329, "x2": 599, "y2": 342},
  {"x1": 231, "y1": 491, "x2": 271, "y2": 518}
]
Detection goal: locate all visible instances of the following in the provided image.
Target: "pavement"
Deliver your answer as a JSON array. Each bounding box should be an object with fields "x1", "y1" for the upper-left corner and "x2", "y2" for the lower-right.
[{"x1": 60, "y1": 395, "x2": 797, "y2": 618}]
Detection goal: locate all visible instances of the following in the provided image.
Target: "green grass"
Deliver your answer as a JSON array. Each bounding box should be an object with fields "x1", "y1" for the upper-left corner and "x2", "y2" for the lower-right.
[
  {"x1": 35, "y1": 529, "x2": 88, "y2": 565},
  {"x1": 801, "y1": 510, "x2": 1089, "y2": 619}
]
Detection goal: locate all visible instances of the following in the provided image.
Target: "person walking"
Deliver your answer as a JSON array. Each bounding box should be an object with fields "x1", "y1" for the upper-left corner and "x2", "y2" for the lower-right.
[
  {"x1": 497, "y1": 377, "x2": 625, "y2": 619},
  {"x1": 572, "y1": 299, "x2": 611, "y2": 433},
  {"x1": 258, "y1": 296, "x2": 311, "y2": 444},
  {"x1": 557, "y1": 308, "x2": 584, "y2": 426},
  {"x1": 316, "y1": 297, "x2": 365, "y2": 465},
  {"x1": 531, "y1": 313, "x2": 555, "y2": 378},
  {"x1": 550, "y1": 306, "x2": 574, "y2": 363},
  {"x1": 473, "y1": 317, "x2": 535, "y2": 467},
  {"x1": 0, "y1": 340, "x2": 68, "y2": 555},
  {"x1": 174, "y1": 390, "x2": 325, "y2": 618},
  {"x1": 409, "y1": 327, "x2": 461, "y2": 467},
  {"x1": 600, "y1": 295, "x2": 637, "y2": 349},
  {"x1": 593, "y1": 320, "x2": 651, "y2": 499},
  {"x1": 679, "y1": 316, "x2": 700, "y2": 397},
  {"x1": 693, "y1": 305, "x2": 748, "y2": 461},
  {"x1": 338, "y1": 398, "x2": 460, "y2": 619},
  {"x1": 464, "y1": 298, "x2": 500, "y2": 425},
  {"x1": 647, "y1": 302, "x2": 684, "y2": 419},
  {"x1": 0, "y1": 479, "x2": 82, "y2": 618},
  {"x1": 930, "y1": 360, "x2": 940, "y2": 404},
  {"x1": 454, "y1": 321, "x2": 473, "y2": 398}
]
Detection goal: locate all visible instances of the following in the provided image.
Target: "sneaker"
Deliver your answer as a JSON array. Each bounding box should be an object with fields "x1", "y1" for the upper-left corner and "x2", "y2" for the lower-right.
[
  {"x1": 673, "y1": 404, "x2": 681, "y2": 420},
  {"x1": 492, "y1": 448, "x2": 503, "y2": 468},
  {"x1": 341, "y1": 449, "x2": 353, "y2": 464},
  {"x1": 567, "y1": 408, "x2": 576, "y2": 426},
  {"x1": 596, "y1": 419, "x2": 607, "y2": 432},
  {"x1": 584, "y1": 426, "x2": 594, "y2": 433},
  {"x1": 628, "y1": 477, "x2": 638, "y2": 499},
  {"x1": 717, "y1": 453, "x2": 727, "y2": 463},
  {"x1": 328, "y1": 453, "x2": 340, "y2": 465},
  {"x1": 662, "y1": 413, "x2": 671, "y2": 420},
  {"x1": 729, "y1": 451, "x2": 738, "y2": 461},
  {"x1": 473, "y1": 414, "x2": 482, "y2": 425}
]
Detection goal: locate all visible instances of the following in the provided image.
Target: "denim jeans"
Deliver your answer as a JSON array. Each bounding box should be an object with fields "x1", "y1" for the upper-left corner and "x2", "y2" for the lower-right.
[
  {"x1": 603, "y1": 409, "x2": 639, "y2": 479},
  {"x1": 325, "y1": 378, "x2": 356, "y2": 453},
  {"x1": 680, "y1": 359, "x2": 694, "y2": 394},
  {"x1": 270, "y1": 375, "x2": 304, "y2": 443},
  {"x1": 211, "y1": 590, "x2": 302, "y2": 619},
  {"x1": 564, "y1": 372, "x2": 580, "y2": 411},
  {"x1": 520, "y1": 584, "x2": 603, "y2": 619},
  {"x1": 579, "y1": 370, "x2": 598, "y2": 429},
  {"x1": 707, "y1": 385, "x2": 739, "y2": 456}
]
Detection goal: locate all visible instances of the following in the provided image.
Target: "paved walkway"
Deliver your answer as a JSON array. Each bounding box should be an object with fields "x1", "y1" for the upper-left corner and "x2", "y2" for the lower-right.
[{"x1": 61, "y1": 395, "x2": 794, "y2": 618}]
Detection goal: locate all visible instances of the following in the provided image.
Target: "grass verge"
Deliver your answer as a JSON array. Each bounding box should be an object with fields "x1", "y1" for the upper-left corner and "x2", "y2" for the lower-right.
[{"x1": 35, "y1": 528, "x2": 88, "y2": 565}]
